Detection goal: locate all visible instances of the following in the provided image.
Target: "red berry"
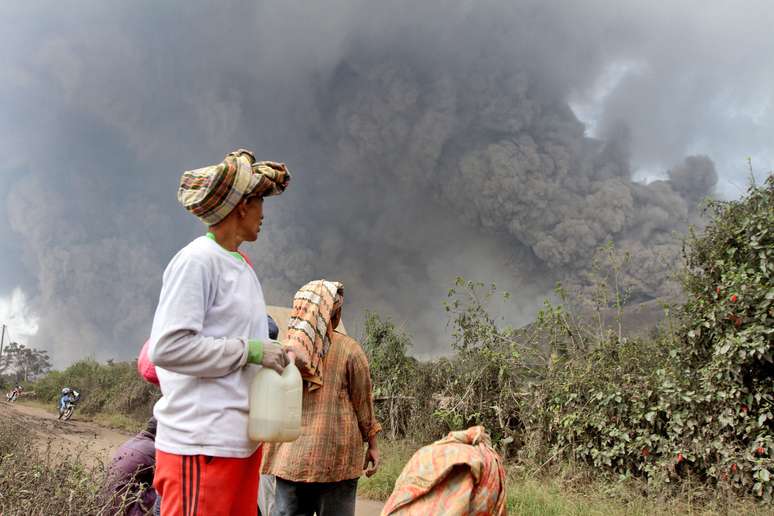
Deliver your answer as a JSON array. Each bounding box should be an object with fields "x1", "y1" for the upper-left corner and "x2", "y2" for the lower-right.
[
  {"x1": 756, "y1": 447, "x2": 766, "y2": 456},
  {"x1": 677, "y1": 452, "x2": 684, "y2": 463},
  {"x1": 716, "y1": 287, "x2": 721, "y2": 294},
  {"x1": 731, "y1": 463, "x2": 738, "y2": 473},
  {"x1": 641, "y1": 447, "x2": 650, "y2": 457},
  {"x1": 741, "y1": 405, "x2": 748, "y2": 413},
  {"x1": 730, "y1": 294, "x2": 738, "y2": 302}
]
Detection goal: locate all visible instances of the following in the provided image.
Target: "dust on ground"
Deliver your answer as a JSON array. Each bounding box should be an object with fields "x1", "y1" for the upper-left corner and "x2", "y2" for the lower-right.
[
  {"x1": 0, "y1": 401, "x2": 385, "y2": 515},
  {"x1": 1, "y1": 400, "x2": 130, "y2": 466}
]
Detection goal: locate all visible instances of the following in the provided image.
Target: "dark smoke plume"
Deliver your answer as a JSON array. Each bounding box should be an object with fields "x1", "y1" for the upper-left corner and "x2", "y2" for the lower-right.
[{"x1": 1, "y1": 1, "x2": 771, "y2": 365}]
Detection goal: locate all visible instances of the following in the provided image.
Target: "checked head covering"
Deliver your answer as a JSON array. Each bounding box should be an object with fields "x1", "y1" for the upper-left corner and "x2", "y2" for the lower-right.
[
  {"x1": 177, "y1": 148, "x2": 291, "y2": 226},
  {"x1": 286, "y1": 280, "x2": 344, "y2": 391}
]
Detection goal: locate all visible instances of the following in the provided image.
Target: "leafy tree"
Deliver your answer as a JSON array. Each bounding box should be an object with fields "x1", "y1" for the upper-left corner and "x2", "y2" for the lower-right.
[
  {"x1": 361, "y1": 312, "x2": 418, "y2": 439},
  {"x1": 0, "y1": 342, "x2": 52, "y2": 381}
]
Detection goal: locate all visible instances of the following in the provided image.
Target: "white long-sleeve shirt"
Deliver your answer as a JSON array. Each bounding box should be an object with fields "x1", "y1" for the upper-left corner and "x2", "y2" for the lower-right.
[{"x1": 149, "y1": 236, "x2": 269, "y2": 457}]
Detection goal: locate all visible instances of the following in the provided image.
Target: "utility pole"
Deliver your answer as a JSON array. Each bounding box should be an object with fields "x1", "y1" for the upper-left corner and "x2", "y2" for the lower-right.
[{"x1": 0, "y1": 324, "x2": 5, "y2": 374}]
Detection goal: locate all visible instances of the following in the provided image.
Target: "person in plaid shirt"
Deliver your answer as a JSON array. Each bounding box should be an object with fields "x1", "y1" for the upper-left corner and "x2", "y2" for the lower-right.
[{"x1": 261, "y1": 281, "x2": 381, "y2": 516}]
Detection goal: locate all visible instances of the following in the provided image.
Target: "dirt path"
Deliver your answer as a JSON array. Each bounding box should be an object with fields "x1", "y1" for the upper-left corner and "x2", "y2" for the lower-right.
[
  {"x1": 1, "y1": 400, "x2": 131, "y2": 466},
  {"x1": 0, "y1": 401, "x2": 385, "y2": 515}
]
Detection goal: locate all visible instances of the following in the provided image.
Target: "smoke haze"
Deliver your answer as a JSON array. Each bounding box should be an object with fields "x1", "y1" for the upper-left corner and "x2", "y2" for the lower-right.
[{"x1": 1, "y1": 1, "x2": 772, "y2": 364}]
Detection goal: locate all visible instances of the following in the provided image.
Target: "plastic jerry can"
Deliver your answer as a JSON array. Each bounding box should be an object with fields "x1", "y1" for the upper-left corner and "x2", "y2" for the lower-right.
[{"x1": 248, "y1": 361, "x2": 302, "y2": 442}]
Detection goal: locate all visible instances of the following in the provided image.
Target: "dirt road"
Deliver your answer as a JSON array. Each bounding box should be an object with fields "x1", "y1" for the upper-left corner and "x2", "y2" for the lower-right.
[
  {"x1": 0, "y1": 401, "x2": 385, "y2": 515},
  {"x1": 1, "y1": 400, "x2": 130, "y2": 465}
]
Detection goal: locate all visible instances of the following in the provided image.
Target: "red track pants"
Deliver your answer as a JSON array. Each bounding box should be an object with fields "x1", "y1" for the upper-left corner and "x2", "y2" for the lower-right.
[{"x1": 154, "y1": 446, "x2": 262, "y2": 516}]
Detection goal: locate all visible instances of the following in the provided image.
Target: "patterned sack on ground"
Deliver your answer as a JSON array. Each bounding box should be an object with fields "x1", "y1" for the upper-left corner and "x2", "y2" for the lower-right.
[{"x1": 381, "y1": 426, "x2": 507, "y2": 516}]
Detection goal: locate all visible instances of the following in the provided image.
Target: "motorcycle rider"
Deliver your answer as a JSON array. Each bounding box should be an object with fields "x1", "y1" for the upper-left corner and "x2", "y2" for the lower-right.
[
  {"x1": 58, "y1": 387, "x2": 80, "y2": 416},
  {"x1": 6, "y1": 384, "x2": 23, "y2": 401}
]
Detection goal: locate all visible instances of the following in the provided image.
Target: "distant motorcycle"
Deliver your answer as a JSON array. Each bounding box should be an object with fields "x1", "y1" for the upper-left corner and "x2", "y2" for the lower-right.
[
  {"x1": 58, "y1": 390, "x2": 80, "y2": 421},
  {"x1": 5, "y1": 386, "x2": 22, "y2": 403}
]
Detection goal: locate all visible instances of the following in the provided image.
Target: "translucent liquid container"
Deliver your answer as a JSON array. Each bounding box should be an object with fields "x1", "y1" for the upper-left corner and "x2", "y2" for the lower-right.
[{"x1": 248, "y1": 362, "x2": 302, "y2": 442}]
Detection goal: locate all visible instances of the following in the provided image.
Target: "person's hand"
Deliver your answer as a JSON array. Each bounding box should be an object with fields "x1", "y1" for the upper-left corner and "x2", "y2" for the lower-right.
[
  {"x1": 364, "y1": 446, "x2": 380, "y2": 477},
  {"x1": 286, "y1": 349, "x2": 308, "y2": 370},
  {"x1": 261, "y1": 340, "x2": 289, "y2": 374}
]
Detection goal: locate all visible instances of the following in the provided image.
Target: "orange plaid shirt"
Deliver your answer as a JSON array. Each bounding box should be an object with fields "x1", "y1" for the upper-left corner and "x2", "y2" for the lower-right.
[{"x1": 261, "y1": 331, "x2": 382, "y2": 482}]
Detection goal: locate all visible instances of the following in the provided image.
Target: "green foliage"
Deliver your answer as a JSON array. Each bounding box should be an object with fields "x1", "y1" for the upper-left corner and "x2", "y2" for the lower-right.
[
  {"x1": 363, "y1": 176, "x2": 773, "y2": 501},
  {"x1": 675, "y1": 175, "x2": 774, "y2": 496},
  {"x1": 440, "y1": 278, "x2": 547, "y2": 454},
  {"x1": 0, "y1": 342, "x2": 52, "y2": 382},
  {"x1": 542, "y1": 335, "x2": 689, "y2": 480},
  {"x1": 357, "y1": 439, "x2": 418, "y2": 501},
  {"x1": 541, "y1": 176, "x2": 774, "y2": 498},
  {"x1": 362, "y1": 311, "x2": 416, "y2": 401},
  {"x1": 361, "y1": 312, "x2": 447, "y2": 441},
  {"x1": 31, "y1": 359, "x2": 159, "y2": 423}
]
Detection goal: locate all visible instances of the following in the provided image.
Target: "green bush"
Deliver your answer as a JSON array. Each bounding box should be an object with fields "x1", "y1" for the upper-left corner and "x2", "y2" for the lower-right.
[
  {"x1": 362, "y1": 176, "x2": 773, "y2": 500},
  {"x1": 361, "y1": 312, "x2": 449, "y2": 442},
  {"x1": 541, "y1": 176, "x2": 774, "y2": 497},
  {"x1": 677, "y1": 175, "x2": 774, "y2": 496}
]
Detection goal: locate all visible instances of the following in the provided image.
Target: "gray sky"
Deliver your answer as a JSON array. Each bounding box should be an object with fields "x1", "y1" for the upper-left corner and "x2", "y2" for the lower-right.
[{"x1": 1, "y1": 1, "x2": 772, "y2": 365}]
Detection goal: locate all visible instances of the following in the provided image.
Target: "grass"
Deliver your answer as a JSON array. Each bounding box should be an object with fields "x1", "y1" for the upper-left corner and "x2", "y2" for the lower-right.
[
  {"x1": 0, "y1": 414, "x2": 154, "y2": 516},
  {"x1": 358, "y1": 439, "x2": 418, "y2": 500},
  {"x1": 0, "y1": 418, "x2": 109, "y2": 515},
  {"x1": 358, "y1": 439, "x2": 771, "y2": 515},
  {"x1": 503, "y1": 475, "x2": 769, "y2": 515},
  {"x1": 507, "y1": 478, "x2": 616, "y2": 515},
  {"x1": 93, "y1": 412, "x2": 144, "y2": 433},
  {"x1": 15, "y1": 398, "x2": 59, "y2": 414}
]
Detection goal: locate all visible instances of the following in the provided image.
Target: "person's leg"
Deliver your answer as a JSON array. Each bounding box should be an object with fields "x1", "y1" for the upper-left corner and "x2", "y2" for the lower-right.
[
  {"x1": 317, "y1": 479, "x2": 358, "y2": 516},
  {"x1": 154, "y1": 450, "x2": 192, "y2": 516},
  {"x1": 229, "y1": 446, "x2": 262, "y2": 516},
  {"x1": 273, "y1": 477, "x2": 318, "y2": 516},
  {"x1": 156, "y1": 450, "x2": 255, "y2": 516},
  {"x1": 258, "y1": 474, "x2": 276, "y2": 516}
]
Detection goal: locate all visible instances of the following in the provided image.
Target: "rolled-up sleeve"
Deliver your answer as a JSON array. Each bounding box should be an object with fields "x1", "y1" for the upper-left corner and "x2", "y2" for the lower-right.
[
  {"x1": 346, "y1": 347, "x2": 382, "y2": 442},
  {"x1": 148, "y1": 256, "x2": 248, "y2": 378}
]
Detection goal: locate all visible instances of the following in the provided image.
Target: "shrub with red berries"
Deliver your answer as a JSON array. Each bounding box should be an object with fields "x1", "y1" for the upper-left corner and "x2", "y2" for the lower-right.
[
  {"x1": 680, "y1": 176, "x2": 774, "y2": 498},
  {"x1": 543, "y1": 177, "x2": 773, "y2": 499}
]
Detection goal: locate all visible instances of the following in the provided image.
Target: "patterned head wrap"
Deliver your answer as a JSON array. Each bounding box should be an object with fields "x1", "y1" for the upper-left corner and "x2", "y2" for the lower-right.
[
  {"x1": 286, "y1": 280, "x2": 344, "y2": 391},
  {"x1": 177, "y1": 149, "x2": 291, "y2": 226}
]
